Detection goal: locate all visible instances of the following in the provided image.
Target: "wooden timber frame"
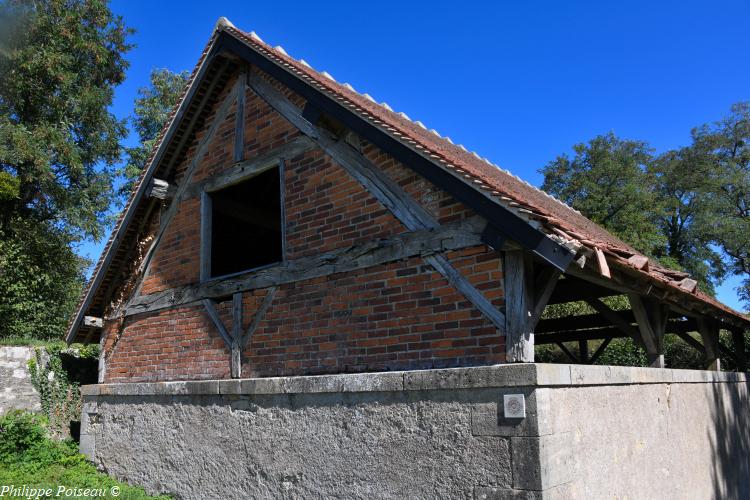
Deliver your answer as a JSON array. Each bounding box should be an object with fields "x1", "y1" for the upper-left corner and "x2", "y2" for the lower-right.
[{"x1": 68, "y1": 23, "x2": 750, "y2": 378}]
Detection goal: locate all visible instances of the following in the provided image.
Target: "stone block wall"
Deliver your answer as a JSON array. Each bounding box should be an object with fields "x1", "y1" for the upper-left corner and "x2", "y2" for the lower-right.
[
  {"x1": 0, "y1": 346, "x2": 41, "y2": 414},
  {"x1": 80, "y1": 364, "x2": 750, "y2": 499}
]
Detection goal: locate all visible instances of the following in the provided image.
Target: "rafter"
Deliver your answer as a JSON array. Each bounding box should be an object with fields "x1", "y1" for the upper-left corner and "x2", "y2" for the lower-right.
[{"x1": 246, "y1": 71, "x2": 507, "y2": 333}]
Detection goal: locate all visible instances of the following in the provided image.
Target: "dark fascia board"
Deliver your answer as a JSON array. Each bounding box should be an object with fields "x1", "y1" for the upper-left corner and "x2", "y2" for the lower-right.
[
  {"x1": 217, "y1": 33, "x2": 574, "y2": 271},
  {"x1": 65, "y1": 41, "x2": 224, "y2": 344}
]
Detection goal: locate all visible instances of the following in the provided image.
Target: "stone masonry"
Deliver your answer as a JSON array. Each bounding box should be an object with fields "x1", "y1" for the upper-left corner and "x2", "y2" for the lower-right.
[
  {"x1": 79, "y1": 363, "x2": 750, "y2": 499},
  {"x1": 0, "y1": 346, "x2": 41, "y2": 414}
]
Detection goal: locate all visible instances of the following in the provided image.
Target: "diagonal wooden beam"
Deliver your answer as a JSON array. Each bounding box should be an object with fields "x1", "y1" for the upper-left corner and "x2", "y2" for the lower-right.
[
  {"x1": 202, "y1": 298, "x2": 233, "y2": 349},
  {"x1": 556, "y1": 342, "x2": 579, "y2": 363},
  {"x1": 589, "y1": 338, "x2": 612, "y2": 364},
  {"x1": 122, "y1": 77, "x2": 244, "y2": 311},
  {"x1": 529, "y1": 267, "x2": 562, "y2": 330},
  {"x1": 246, "y1": 71, "x2": 506, "y2": 333},
  {"x1": 675, "y1": 331, "x2": 705, "y2": 355},
  {"x1": 585, "y1": 297, "x2": 644, "y2": 348},
  {"x1": 222, "y1": 34, "x2": 574, "y2": 270},
  {"x1": 242, "y1": 286, "x2": 277, "y2": 348}
]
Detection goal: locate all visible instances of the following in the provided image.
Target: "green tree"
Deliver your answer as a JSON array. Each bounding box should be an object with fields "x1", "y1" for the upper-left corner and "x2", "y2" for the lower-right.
[
  {"x1": 649, "y1": 145, "x2": 725, "y2": 294},
  {"x1": 0, "y1": 0, "x2": 132, "y2": 340},
  {"x1": 540, "y1": 132, "x2": 665, "y2": 255},
  {"x1": 120, "y1": 68, "x2": 188, "y2": 198},
  {"x1": 693, "y1": 102, "x2": 750, "y2": 307}
]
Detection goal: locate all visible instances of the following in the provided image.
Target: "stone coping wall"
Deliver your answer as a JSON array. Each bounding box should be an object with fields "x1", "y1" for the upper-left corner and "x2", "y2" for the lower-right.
[
  {"x1": 0, "y1": 346, "x2": 41, "y2": 414},
  {"x1": 80, "y1": 364, "x2": 749, "y2": 499}
]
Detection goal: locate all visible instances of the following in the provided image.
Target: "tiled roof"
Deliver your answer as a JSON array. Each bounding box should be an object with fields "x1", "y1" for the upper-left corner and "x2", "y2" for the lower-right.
[{"x1": 66, "y1": 18, "x2": 748, "y2": 342}]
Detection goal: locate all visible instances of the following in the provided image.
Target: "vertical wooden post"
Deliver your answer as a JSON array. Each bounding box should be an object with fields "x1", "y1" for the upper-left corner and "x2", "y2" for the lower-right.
[
  {"x1": 505, "y1": 250, "x2": 534, "y2": 362},
  {"x1": 628, "y1": 294, "x2": 667, "y2": 368},
  {"x1": 697, "y1": 317, "x2": 721, "y2": 371},
  {"x1": 200, "y1": 191, "x2": 212, "y2": 282},
  {"x1": 579, "y1": 340, "x2": 589, "y2": 364},
  {"x1": 233, "y1": 70, "x2": 246, "y2": 163},
  {"x1": 231, "y1": 292, "x2": 243, "y2": 378},
  {"x1": 732, "y1": 329, "x2": 747, "y2": 372}
]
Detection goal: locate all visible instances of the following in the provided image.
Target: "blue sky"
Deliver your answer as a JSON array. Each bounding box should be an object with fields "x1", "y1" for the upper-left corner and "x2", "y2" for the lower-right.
[{"x1": 83, "y1": 0, "x2": 750, "y2": 310}]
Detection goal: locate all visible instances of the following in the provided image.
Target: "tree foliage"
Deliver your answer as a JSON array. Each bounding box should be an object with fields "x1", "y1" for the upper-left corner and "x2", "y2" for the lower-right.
[
  {"x1": 540, "y1": 132, "x2": 665, "y2": 255},
  {"x1": 120, "y1": 68, "x2": 188, "y2": 198},
  {"x1": 0, "y1": 0, "x2": 132, "y2": 340},
  {"x1": 692, "y1": 103, "x2": 750, "y2": 304}
]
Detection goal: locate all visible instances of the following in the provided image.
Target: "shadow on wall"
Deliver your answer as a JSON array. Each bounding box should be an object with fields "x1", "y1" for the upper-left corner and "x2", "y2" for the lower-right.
[{"x1": 709, "y1": 378, "x2": 750, "y2": 499}]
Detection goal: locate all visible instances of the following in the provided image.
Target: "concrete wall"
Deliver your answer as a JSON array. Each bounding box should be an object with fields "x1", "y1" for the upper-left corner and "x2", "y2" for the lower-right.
[
  {"x1": 80, "y1": 364, "x2": 749, "y2": 499},
  {"x1": 0, "y1": 346, "x2": 41, "y2": 414}
]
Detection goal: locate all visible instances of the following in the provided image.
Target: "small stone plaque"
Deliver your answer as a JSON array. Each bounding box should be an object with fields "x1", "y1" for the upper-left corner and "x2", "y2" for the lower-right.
[{"x1": 503, "y1": 394, "x2": 526, "y2": 419}]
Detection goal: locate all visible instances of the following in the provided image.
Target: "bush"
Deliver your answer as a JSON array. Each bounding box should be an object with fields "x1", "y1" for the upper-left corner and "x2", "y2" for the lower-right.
[
  {"x1": 0, "y1": 411, "x2": 48, "y2": 462},
  {"x1": 0, "y1": 411, "x2": 169, "y2": 499}
]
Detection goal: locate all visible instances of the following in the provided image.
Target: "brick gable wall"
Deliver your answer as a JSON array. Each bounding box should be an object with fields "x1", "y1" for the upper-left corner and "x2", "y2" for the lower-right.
[{"x1": 101, "y1": 67, "x2": 506, "y2": 383}]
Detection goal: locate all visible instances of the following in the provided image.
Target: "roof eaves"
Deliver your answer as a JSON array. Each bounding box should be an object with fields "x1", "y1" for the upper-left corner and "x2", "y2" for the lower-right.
[{"x1": 65, "y1": 23, "x2": 231, "y2": 344}]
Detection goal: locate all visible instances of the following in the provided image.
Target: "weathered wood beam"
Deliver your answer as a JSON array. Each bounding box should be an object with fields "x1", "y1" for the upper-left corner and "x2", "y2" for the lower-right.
[
  {"x1": 536, "y1": 319, "x2": 699, "y2": 346},
  {"x1": 537, "y1": 310, "x2": 637, "y2": 334},
  {"x1": 529, "y1": 267, "x2": 562, "y2": 330},
  {"x1": 629, "y1": 293, "x2": 668, "y2": 368},
  {"x1": 223, "y1": 35, "x2": 574, "y2": 270},
  {"x1": 159, "y1": 56, "x2": 232, "y2": 176},
  {"x1": 242, "y1": 286, "x2": 277, "y2": 348},
  {"x1": 125, "y1": 217, "x2": 488, "y2": 317},
  {"x1": 505, "y1": 250, "x2": 534, "y2": 362},
  {"x1": 66, "y1": 53, "x2": 231, "y2": 343},
  {"x1": 246, "y1": 72, "x2": 507, "y2": 333},
  {"x1": 585, "y1": 298, "x2": 643, "y2": 348},
  {"x1": 546, "y1": 278, "x2": 619, "y2": 305},
  {"x1": 231, "y1": 292, "x2": 243, "y2": 378},
  {"x1": 567, "y1": 258, "x2": 748, "y2": 330},
  {"x1": 133, "y1": 78, "x2": 243, "y2": 294},
  {"x1": 184, "y1": 136, "x2": 315, "y2": 197},
  {"x1": 588, "y1": 338, "x2": 612, "y2": 364},
  {"x1": 674, "y1": 331, "x2": 706, "y2": 356},
  {"x1": 537, "y1": 329, "x2": 629, "y2": 345},
  {"x1": 556, "y1": 342, "x2": 580, "y2": 363},
  {"x1": 202, "y1": 299, "x2": 233, "y2": 349},
  {"x1": 233, "y1": 71, "x2": 246, "y2": 163},
  {"x1": 697, "y1": 317, "x2": 721, "y2": 371},
  {"x1": 146, "y1": 178, "x2": 175, "y2": 200}
]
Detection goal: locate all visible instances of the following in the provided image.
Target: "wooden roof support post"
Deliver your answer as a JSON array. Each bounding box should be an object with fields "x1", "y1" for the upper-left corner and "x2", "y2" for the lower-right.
[
  {"x1": 505, "y1": 250, "x2": 535, "y2": 362},
  {"x1": 628, "y1": 293, "x2": 668, "y2": 368},
  {"x1": 697, "y1": 317, "x2": 721, "y2": 371},
  {"x1": 732, "y1": 329, "x2": 748, "y2": 372}
]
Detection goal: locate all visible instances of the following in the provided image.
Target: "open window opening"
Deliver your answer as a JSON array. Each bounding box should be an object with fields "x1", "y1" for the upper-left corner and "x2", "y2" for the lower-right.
[{"x1": 206, "y1": 167, "x2": 283, "y2": 278}]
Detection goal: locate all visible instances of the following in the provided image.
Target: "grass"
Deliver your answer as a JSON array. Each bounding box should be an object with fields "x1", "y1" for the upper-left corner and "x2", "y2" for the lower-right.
[{"x1": 0, "y1": 411, "x2": 170, "y2": 499}]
